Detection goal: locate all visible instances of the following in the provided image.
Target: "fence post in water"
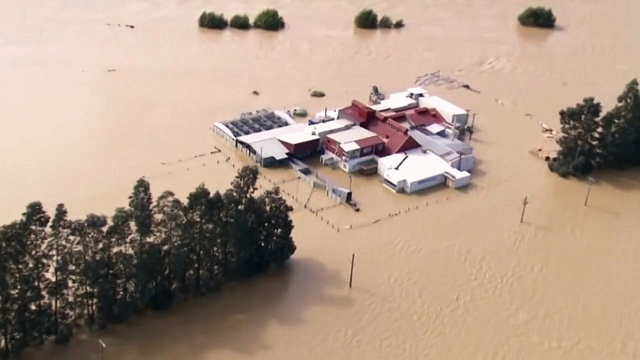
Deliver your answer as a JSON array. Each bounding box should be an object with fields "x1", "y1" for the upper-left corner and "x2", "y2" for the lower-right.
[
  {"x1": 584, "y1": 177, "x2": 594, "y2": 207},
  {"x1": 349, "y1": 253, "x2": 355, "y2": 288},
  {"x1": 99, "y1": 339, "x2": 106, "y2": 360},
  {"x1": 520, "y1": 196, "x2": 529, "y2": 224}
]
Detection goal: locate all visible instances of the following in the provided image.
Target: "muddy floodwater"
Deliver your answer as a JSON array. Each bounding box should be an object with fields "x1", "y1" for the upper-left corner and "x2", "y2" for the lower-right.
[{"x1": 1, "y1": 0, "x2": 639, "y2": 359}]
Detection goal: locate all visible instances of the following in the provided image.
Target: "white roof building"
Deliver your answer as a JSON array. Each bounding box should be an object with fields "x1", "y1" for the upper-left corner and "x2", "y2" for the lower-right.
[
  {"x1": 370, "y1": 97, "x2": 418, "y2": 112},
  {"x1": 277, "y1": 132, "x2": 319, "y2": 145},
  {"x1": 377, "y1": 148, "x2": 471, "y2": 193},
  {"x1": 304, "y1": 119, "x2": 354, "y2": 138},
  {"x1": 236, "y1": 123, "x2": 307, "y2": 145},
  {"x1": 418, "y1": 96, "x2": 469, "y2": 126},
  {"x1": 326, "y1": 126, "x2": 379, "y2": 144}
]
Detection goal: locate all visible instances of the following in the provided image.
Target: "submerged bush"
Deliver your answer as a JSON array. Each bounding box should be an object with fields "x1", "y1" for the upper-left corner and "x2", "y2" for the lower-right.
[
  {"x1": 230, "y1": 14, "x2": 251, "y2": 30},
  {"x1": 378, "y1": 16, "x2": 393, "y2": 29},
  {"x1": 393, "y1": 19, "x2": 405, "y2": 29},
  {"x1": 355, "y1": 9, "x2": 378, "y2": 29},
  {"x1": 253, "y1": 9, "x2": 285, "y2": 31},
  {"x1": 198, "y1": 11, "x2": 228, "y2": 30},
  {"x1": 517, "y1": 7, "x2": 556, "y2": 28}
]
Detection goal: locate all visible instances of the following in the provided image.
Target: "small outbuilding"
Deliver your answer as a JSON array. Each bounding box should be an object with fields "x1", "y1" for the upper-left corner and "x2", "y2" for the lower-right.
[{"x1": 277, "y1": 132, "x2": 320, "y2": 159}]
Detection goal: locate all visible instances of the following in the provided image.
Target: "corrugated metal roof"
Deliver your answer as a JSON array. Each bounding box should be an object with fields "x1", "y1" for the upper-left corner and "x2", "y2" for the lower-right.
[
  {"x1": 250, "y1": 138, "x2": 289, "y2": 160},
  {"x1": 370, "y1": 97, "x2": 418, "y2": 112},
  {"x1": 237, "y1": 123, "x2": 307, "y2": 145},
  {"x1": 419, "y1": 96, "x2": 467, "y2": 115},
  {"x1": 305, "y1": 119, "x2": 353, "y2": 135},
  {"x1": 277, "y1": 132, "x2": 319, "y2": 145},
  {"x1": 326, "y1": 127, "x2": 379, "y2": 144}
]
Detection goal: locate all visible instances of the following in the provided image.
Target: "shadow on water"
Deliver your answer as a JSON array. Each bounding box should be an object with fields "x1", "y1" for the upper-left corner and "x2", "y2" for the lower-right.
[
  {"x1": 27, "y1": 257, "x2": 353, "y2": 360},
  {"x1": 595, "y1": 168, "x2": 640, "y2": 192},
  {"x1": 515, "y1": 25, "x2": 561, "y2": 44},
  {"x1": 469, "y1": 158, "x2": 487, "y2": 180}
]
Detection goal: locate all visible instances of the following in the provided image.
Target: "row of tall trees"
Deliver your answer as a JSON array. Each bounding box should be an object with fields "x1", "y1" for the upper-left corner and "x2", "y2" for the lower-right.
[
  {"x1": 0, "y1": 165, "x2": 296, "y2": 358},
  {"x1": 550, "y1": 79, "x2": 640, "y2": 176}
]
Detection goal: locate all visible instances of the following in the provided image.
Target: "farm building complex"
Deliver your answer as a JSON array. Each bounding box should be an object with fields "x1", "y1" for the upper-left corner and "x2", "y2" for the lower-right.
[{"x1": 212, "y1": 87, "x2": 477, "y2": 194}]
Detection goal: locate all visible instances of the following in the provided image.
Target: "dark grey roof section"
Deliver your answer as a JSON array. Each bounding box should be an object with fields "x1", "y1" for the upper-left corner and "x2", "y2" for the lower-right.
[{"x1": 221, "y1": 110, "x2": 290, "y2": 138}]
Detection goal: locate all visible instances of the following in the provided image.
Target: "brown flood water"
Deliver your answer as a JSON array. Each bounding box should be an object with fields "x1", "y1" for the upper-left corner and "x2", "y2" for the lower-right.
[{"x1": 1, "y1": 0, "x2": 639, "y2": 359}]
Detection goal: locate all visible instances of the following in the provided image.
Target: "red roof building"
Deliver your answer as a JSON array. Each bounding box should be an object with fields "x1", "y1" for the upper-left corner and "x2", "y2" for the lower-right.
[
  {"x1": 337, "y1": 100, "x2": 376, "y2": 125},
  {"x1": 336, "y1": 100, "x2": 447, "y2": 156}
]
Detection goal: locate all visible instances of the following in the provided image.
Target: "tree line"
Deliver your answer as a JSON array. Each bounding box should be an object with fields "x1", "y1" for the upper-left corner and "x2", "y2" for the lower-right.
[
  {"x1": 550, "y1": 79, "x2": 640, "y2": 176},
  {"x1": 0, "y1": 165, "x2": 296, "y2": 358}
]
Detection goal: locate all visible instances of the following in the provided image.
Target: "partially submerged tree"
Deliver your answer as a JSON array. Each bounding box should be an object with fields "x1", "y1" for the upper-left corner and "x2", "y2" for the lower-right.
[
  {"x1": 21, "y1": 202, "x2": 51, "y2": 346},
  {"x1": 550, "y1": 79, "x2": 640, "y2": 177},
  {"x1": 129, "y1": 178, "x2": 154, "y2": 309},
  {"x1": 230, "y1": 14, "x2": 251, "y2": 30},
  {"x1": 0, "y1": 165, "x2": 296, "y2": 357},
  {"x1": 45, "y1": 204, "x2": 75, "y2": 344},
  {"x1": 378, "y1": 16, "x2": 393, "y2": 29},
  {"x1": 518, "y1": 7, "x2": 556, "y2": 28},
  {"x1": 198, "y1": 11, "x2": 229, "y2": 30},
  {"x1": 253, "y1": 9, "x2": 285, "y2": 31},
  {"x1": 355, "y1": 9, "x2": 378, "y2": 29}
]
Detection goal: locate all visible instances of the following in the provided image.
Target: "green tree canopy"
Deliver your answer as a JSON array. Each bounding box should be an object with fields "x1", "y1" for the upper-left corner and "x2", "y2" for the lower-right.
[
  {"x1": 550, "y1": 79, "x2": 640, "y2": 177},
  {"x1": 0, "y1": 165, "x2": 296, "y2": 357}
]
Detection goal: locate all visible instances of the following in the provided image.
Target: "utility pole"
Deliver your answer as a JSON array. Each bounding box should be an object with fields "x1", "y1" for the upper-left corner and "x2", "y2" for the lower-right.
[
  {"x1": 584, "y1": 177, "x2": 595, "y2": 207},
  {"x1": 468, "y1": 113, "x2": 477, "y2": 141},
  {"x1": 520, "y1": 196, "x2": 529, "y2": 224},
  {"x1": 99, "y1": 339, "x2": 106, "y2": 360},
  {"x1": 349, "y1": 253, "x2": 355, "y2": 288}
]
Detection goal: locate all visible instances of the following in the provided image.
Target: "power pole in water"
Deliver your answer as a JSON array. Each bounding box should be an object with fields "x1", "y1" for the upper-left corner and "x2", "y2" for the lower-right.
[
  {"x1": 584, "y1": 177, "x2": 595, "y2": 207},
  {"x1": 520, "y1": 196, "x2": 529, "y2": 224},
  {"x1": 99, "y1": 339, "x2": 106, "y2": 360},
  {"x1": 468, "y1": 113, "x2": 477, "y2": 141},
  {"x1": 349, "y1": 253, "x2": 355, "y2": 288}
]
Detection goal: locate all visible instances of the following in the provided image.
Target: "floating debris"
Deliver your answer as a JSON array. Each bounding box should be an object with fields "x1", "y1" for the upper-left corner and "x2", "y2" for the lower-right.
[
  {"x1": 107, "y1": 69, "x2": 116, "y2": 72},
  {"x1": 415, "y1": 70, "x2": 480, "y2": 93},
  {"x1": 252, "y1": 90, "x2": 260, "y2": 96},
  {"x1": 310, "y1": 90, "x2": 326, "y2": 98}
]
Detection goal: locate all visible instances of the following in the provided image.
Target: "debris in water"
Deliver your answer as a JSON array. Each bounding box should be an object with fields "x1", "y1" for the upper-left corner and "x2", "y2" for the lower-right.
[
  {"x1": 107, "y1": 69, "x2": 116, "y2": 72},
  {"x1": 126, "y1": 24, "x2": 135, "y2": 29},
  {"x1": 310, "y1": 90, "x2": 326, "y2": 98},
  {"x1": 252, "y1": 90, "x2": 260, "y2": 96},
  {"x1": 415, "y1": 70, "x2": 480, "y2": 93}
]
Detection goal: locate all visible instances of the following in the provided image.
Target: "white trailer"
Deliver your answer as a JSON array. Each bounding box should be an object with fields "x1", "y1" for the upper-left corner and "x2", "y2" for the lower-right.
[{"x1": 419, "y1": 96, "x2": 469, "y2": 127}]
